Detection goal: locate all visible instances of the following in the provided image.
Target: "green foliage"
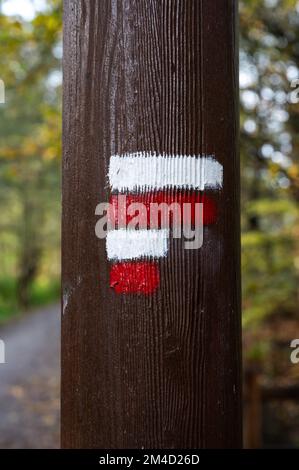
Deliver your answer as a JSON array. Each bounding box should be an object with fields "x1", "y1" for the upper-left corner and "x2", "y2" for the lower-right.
[
  {"x1": 240, "y1": 0, "x2": 299, "y2": 335},
  {"x1": 0, "y1": 276, "x2": 60, "y2": 323},
  {"x1": 0, "y1": 1, "x2": 62, "y2": 316}
]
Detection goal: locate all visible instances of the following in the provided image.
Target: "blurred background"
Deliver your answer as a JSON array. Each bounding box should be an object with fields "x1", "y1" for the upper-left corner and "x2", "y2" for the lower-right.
[{"x1": 0, "y1": 0, "x2": 298, "y2": 449}]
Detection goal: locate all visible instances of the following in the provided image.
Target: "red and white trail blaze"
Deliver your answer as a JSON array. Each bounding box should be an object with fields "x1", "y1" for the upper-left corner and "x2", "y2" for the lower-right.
[{"x1": 106, "y1": 152, "x2": 223, "y2": 294}]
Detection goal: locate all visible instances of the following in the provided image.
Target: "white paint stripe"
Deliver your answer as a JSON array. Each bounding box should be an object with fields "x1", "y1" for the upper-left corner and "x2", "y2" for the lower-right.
[
  {"x1": 108, "y1": 152, "x2": 223, "y2": 192},
  {"x1": 106, "y1": 229, "x2": 169, "y2": 261}
]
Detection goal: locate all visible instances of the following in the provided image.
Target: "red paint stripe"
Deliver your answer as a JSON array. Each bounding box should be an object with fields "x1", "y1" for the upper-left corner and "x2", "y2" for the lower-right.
[
  {"x1": 109, "y1": 191, "x2": 217, "y2": 228},
  {"x1": 110, "y1": 262, "x2": 160, "y2": 294}
]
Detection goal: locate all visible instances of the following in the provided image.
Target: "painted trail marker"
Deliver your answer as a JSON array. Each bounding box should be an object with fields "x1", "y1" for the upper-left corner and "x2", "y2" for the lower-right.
[
  {"x1": 106, "y1": 228, "x2": 170, "y2": 261},
  {"x1": 109, "y1": 152, "x2": 223, "y2": 192},
  {"x1": 107, "y1": 152, "x2": 223, "y2": 294}
]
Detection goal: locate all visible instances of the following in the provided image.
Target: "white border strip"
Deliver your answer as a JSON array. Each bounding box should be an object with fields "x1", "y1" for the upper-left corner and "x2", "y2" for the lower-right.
[
  {"x1": 109, "y1": 152, "x2": 223, "y2": 192},
  {"x1": 106, "y1": 229, "x2": 169, "y2": 261}
]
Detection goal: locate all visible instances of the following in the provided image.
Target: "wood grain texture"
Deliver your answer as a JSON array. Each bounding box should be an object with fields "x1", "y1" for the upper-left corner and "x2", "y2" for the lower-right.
[{"x1": 62, "y1": 0, "x2": 242, "y2": 448}]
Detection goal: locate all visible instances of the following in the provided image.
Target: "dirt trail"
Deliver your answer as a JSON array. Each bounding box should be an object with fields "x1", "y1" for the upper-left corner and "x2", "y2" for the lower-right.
[{"x1": 0, "y1": 304, "x2": 60, "y2": 448}]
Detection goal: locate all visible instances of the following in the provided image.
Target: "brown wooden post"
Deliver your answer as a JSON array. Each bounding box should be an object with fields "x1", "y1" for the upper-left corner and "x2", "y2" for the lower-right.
[{"x1": 62, "y1": 0, "x2": 241, "y2": 448}]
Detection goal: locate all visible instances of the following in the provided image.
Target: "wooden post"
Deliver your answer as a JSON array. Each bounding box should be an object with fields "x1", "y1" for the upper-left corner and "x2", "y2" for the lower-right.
[{"x1": 62, "y1": 0, "x2": 241, "y2": 448}]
